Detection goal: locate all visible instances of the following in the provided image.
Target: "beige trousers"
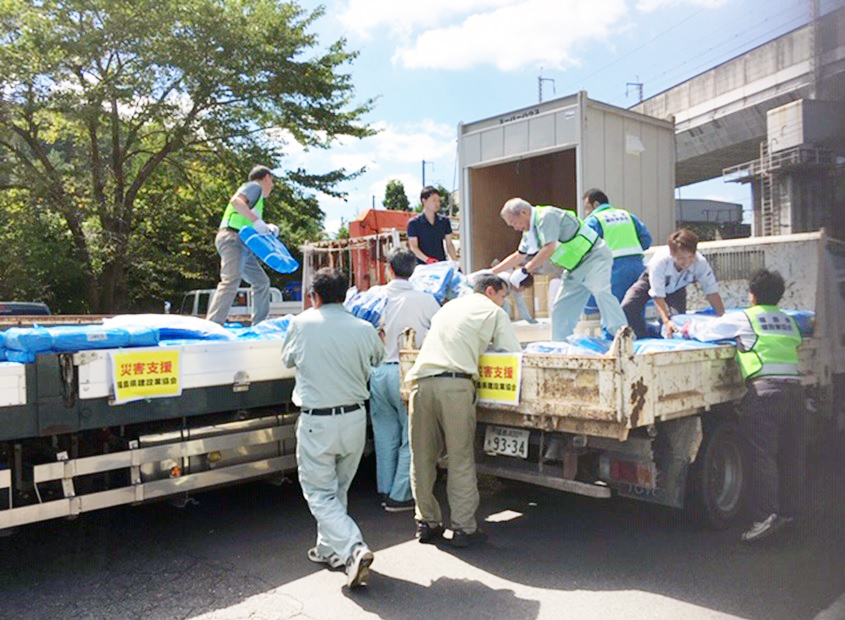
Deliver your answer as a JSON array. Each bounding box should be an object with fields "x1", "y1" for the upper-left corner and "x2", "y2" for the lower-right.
[{"x1": 409, "y1": 376, "x2": 479, "y2": 533}]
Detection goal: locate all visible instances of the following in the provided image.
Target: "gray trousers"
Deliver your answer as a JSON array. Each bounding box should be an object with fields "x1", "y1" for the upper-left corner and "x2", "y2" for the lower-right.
[
  {"x1": 206, "y1": 228, "x2": 270, "y2": 325},
  {"x1": 409, "y1": 376, "x2": 479, "y2": 533}
]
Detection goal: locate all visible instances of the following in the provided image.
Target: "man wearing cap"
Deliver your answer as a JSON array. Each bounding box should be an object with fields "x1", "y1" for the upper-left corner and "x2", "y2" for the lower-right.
[
  {"x1": 407, "y1": 186, "x2": 459, "y2": 265},
  {"x1": 406, "y1": 272, "x2": 521, "y2": 548},
  {"x1": 206, "y1": 164, "x2": 281, "y2": 325},
  {"x1": 282, "y1": 267, "x2": 386, "y2": 588}
]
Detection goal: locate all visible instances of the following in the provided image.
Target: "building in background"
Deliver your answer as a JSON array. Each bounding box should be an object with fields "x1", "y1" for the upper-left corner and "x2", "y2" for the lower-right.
[{"x1": 675, "y1": 198, "x2": 750, "y2": 240}]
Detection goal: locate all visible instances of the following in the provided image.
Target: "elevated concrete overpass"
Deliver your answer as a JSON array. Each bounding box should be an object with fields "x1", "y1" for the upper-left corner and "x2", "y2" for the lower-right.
[{"x1": 633, "y1": 4, "x2": 845, "y2": 187}]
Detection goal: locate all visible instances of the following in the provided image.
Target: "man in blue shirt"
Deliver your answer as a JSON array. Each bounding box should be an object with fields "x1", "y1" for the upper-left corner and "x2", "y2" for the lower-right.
[
  {"x1": 582, "y1": 188, "x2": 652, "y2": 314},
  {"x1": 407, "y1": 186, "x2": 458, "y2": 265}
]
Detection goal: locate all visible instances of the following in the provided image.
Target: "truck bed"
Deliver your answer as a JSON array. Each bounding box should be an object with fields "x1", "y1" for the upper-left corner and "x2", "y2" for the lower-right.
[{"x1": 401, "y1": 328, "x2": 821, "y2": 441}]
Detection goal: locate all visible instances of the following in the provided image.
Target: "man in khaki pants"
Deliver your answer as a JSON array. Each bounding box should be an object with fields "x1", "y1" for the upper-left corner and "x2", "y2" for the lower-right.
[{"x1": 405, "y1": 273, "x2": 522, "y2": 547}]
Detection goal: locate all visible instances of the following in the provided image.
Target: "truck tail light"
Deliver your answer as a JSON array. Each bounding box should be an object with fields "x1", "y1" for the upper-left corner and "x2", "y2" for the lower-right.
[{"x1": 606, "y1": 458, "x2": 656, "y2": 488}]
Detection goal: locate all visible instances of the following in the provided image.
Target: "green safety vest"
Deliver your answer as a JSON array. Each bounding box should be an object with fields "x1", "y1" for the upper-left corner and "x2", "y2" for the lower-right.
[
  {"x1": 533, "y1": 206, "x2": 597, "y2": 271},
  {"x1": 736, "y1": 305, "x2": 801, "y2": 380},
  {"x1": 219, "y1": 195, "x2": 265, "y2": 230},
  {"x1": 594, "y1": 205, "x2": 643, "y2": 258}
]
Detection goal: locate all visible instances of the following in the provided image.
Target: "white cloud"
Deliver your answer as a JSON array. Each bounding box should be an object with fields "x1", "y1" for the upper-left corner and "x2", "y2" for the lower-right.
[
  {"x1": 636, "y1": 0, "x2": 727, "y2": 12},
  {"x1": 338, "y1": 0, "x2": 513, "y2": 38},
  {"x1": 393, "y1": 0, "x2": 628, "y2": 71}
]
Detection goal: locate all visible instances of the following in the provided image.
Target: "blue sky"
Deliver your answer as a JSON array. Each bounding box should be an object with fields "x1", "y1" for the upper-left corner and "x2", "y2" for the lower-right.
[{"x1": 281, "y1": 0, "x2": 821, "y2": 235}]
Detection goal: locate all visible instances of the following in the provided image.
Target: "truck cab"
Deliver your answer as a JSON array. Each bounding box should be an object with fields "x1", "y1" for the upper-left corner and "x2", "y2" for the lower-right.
[{"x1": 179, "y1": 287, "x2": 301, "y2": 321}]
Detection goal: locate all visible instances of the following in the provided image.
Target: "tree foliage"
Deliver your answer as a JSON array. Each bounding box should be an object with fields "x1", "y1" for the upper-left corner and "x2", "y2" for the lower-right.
[
  {"x1": 383, "y1": 179, "x2": 410, "y2": 211},
  {"x1": 0, "y1": 0, "x2": 374, "y2": 312}
]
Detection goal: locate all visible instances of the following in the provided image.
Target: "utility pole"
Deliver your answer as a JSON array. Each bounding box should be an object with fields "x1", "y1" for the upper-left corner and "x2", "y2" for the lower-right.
[
  {"x1": 538, "y1": 68, "x2": 555, "y2": 103},
  {"x1": 626, "y1": 76, "x2": 644, "y2": 103},
  {"x1": 421, "y1": 160, "x2": 434, "y2": 187}
]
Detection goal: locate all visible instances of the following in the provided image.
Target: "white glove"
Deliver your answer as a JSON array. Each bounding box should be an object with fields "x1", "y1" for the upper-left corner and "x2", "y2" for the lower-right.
[
  {"x1": 267, "y1": 223, "x2": 280, "y2": 238},
  {"x1": 448, "y1": 260, "x2": 461, "y2": 272},
  {"x1": 509, "y1": 268, "x2": 529, "y2": 289},
  {"x1": 252, "y1": 218, "x2": 270, "y2": 235}
]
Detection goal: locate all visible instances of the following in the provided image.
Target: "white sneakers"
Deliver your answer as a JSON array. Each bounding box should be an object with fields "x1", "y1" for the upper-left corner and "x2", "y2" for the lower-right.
[
  {"x1": 741, "y1": 513, "x2": 791, "y2": 542},
  {"x1": 345, "y1": 544, "x2": 374, "y2": 588}
]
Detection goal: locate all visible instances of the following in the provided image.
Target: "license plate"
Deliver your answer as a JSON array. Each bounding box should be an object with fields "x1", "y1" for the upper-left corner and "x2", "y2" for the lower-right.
[{"x1": 483, "y1": 425, "x2": 529, "y2": 459}]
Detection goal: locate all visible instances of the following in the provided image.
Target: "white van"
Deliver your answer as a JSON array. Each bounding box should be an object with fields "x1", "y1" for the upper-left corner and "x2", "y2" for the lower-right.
[{"x1": 179, "y1": 288, "x2": 302, "y2": 322}]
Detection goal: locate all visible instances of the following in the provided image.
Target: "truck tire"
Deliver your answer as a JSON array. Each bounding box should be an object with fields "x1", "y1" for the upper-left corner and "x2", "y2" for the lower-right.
[{"x1": 686, "y1": 418, "x2": 745, "y2": 529}]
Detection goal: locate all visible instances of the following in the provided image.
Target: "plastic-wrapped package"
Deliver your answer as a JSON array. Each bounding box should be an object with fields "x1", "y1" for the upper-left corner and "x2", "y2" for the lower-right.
[
  {"x1": 524, "y1": 341, "x2": 601, "y2": 355},
  {"x1": 238, "y1": 226, "x2": 300, "y2": 274},
  {"x1": 565, "y1": 335, "x2": 611, "y2": 354},
  {"x1": 409, "y1": 262, "x2": 454, "y2": 304},
  {"x1": 783, "y1": 309, "x2": 814, "y2": 337},
  {"x1": 4, "y1": 326, "x2": 53, "y2": 353},
  {"x1": 6, "y1": 350, "x2": 36, "y2": 363},
  {"x1": 103, "y1": 314, "x2": 235, "y2": 341},
  {"x1": 634, "y1": 338, "x2": 722, "y2": 354},
  {"x1": 233, "y1": 314, "x2": 293, "y2": 340},
  {"x1": 45, "y1": 325, "x2": 132, "y2": 352},
  {"x1": 344, "y1": 290, "x2": 388, "y2": 327}
]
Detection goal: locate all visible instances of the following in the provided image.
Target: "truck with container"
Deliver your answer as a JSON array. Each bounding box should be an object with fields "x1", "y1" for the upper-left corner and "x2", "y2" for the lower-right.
[{"x1": 396, "y1": 93, "x2": 845, "y2": 528}]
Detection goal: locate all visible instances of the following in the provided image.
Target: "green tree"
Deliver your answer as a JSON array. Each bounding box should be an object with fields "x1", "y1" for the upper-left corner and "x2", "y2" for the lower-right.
[
  {"x1": 0, "y1": 0, "x2": 374, "y2": 312},
  {"x1": 335, "y1": 218, "x2": 350, "y2": 240},
  {"x1": 383, "y1": 179, "x2": 410, "y2": 211}
]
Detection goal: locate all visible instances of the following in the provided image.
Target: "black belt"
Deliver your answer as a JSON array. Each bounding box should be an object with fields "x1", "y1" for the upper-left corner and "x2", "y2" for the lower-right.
[
  {"x1": 431, "y1": 372, "x2": 473, "y2": 380},
  {"x1": 383, "y1": 361, "x2": 399, "y2": 365},
  {"x1": 301, "y1": 403, "x2": 363, "y2": 416}
]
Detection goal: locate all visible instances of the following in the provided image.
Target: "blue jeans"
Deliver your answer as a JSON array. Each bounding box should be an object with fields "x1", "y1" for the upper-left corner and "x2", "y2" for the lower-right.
[
  {"x1": 584, "y1": 255, "x2": 646, "y2": 313},
  {"x1": 296, "y1": 406, "x2": 367, "y2": 563},
  {"x1": 369, "y1": 364, "x2": 412, "y2": 502}
]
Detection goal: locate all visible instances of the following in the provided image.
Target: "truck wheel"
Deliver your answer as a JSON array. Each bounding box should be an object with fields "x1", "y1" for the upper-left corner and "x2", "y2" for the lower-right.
[{"x1": 687, "y1": 419, "x2": 745, "y2": 529}]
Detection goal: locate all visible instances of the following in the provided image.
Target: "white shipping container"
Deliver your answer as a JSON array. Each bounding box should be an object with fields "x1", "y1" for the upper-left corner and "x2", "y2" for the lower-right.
[{"x1": 458, "y1": 91, "x2": 676, "y2": 272}]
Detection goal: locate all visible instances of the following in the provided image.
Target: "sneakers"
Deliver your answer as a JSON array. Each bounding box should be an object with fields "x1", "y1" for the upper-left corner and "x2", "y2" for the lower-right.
[
  {"x1": 448, "y1": 528, "x2": 488, "y2": 548},
  {"x1": 345, "y1": 544, "x2": 374, "y2": 588},
  {"x1": 415, "y1": 521, "x2": 444, "y2": 544},
  {"x1": 384, "y1": 498, "x2": 415, "y2": 512},
  {"x1": 306, "y1": 546, "x2": 344, "y2": 571},
  {"x1": 741, "y1": 513, "x2": 789, "y2": 542}
]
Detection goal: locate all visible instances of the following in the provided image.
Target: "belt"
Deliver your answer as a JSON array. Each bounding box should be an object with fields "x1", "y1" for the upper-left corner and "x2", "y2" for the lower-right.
[
  {"x1": 301, "y1": 403, "x2": 363, "y2": 416},
  {"x1": 431, "y1": 372, "x2": 473, "y2": 380},
  {"x1": 383, "y1": 361, "x2": 399, "y2": 365}
]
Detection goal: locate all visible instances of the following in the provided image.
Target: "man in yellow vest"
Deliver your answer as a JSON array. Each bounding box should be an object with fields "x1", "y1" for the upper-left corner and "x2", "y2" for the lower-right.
[
  {"x1": 206, "y1": 165, "x2": 280, "y2": 325},
  {"x1": 683, "y1": 269, "x2": 805, "y2": 542},
  {"x1": 492, "y1": 197, "x2": 627, "y2": 341},
  {"x1": 582, "y1": 188, "x2": 652, "y2": 310}
]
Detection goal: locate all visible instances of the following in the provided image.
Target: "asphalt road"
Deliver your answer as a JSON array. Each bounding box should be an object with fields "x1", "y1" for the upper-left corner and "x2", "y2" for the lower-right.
[{"x1": 0, "y1": 447, "x2": 843, "y2": 620}]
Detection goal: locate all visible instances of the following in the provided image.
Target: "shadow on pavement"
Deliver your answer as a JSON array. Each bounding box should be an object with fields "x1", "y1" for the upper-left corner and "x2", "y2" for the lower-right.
[{"x1": 345, "y1": 574, "x2": 540, "y2": 619}]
